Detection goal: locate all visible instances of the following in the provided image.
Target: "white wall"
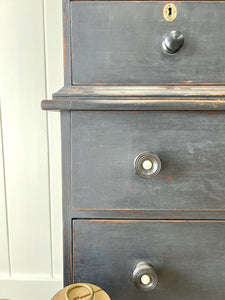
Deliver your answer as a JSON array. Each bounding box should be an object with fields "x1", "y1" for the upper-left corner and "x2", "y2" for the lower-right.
[{"x1": 0, "y1": 0, "x2": 63, "y2": 299}]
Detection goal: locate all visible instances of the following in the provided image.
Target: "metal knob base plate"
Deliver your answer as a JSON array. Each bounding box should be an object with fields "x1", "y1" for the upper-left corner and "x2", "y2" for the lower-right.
[
  {"x1": 134, "y1": 152, "x2": 161, "y2": 179},
  {"x1": 133, "y1": 262, "x2": 158, "y2": 291}
]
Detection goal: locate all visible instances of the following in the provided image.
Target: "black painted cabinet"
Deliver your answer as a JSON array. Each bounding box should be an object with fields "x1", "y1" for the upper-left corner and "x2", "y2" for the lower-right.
[
  {"x1": 70, "y1": 2, "x2": 225, "y2": 85},
  {"x1": 73, "y1": 220, "x2": 225, "y2": 300},
  {"x1": 71, "y1": 111, "x2": 225, "y2": 210},
  {"x1": 42, "y1": 0, "x2": 225, "y2": 298}
]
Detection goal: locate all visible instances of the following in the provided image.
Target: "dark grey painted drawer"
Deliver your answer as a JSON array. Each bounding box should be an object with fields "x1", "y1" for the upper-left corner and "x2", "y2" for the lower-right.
[
  {"x1": 71, "y1": 111, "x2": 225, "y2": 210},
  {"x1": 73, "y1": 220, "x2": 225, "y2": 300},
  {"x1": 71, "y1": 1, "x2": 225, "y2": 85}
]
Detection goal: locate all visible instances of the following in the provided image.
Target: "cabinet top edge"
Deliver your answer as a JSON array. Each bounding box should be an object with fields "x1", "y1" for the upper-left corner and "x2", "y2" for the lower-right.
[
  {"x1": 53, "y1": 86, "x2": 225, "y2": 98},
  {"x1": 41, "y1": 98, "x2": 225, "y2": 111}
]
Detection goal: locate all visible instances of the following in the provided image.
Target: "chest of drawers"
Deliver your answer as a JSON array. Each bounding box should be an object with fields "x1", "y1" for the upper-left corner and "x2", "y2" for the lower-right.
[{"x1": 42, "y1": 1, "x2": 225, "y2": 299}]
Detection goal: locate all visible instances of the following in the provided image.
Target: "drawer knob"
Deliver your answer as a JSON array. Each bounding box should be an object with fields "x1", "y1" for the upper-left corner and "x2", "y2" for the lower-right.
[
  {"x1": 142, "y1": 159, "x2": 153, "y2": 171},
  {"x1": 133, "y1": 262, "x2": 158, "y2": 291},
  {"x1": 162, "y1": 30, "x2": 184, "y2": 54},
  {"x1": 134, "y1": 152, "x2": 161, "y2": 178}
]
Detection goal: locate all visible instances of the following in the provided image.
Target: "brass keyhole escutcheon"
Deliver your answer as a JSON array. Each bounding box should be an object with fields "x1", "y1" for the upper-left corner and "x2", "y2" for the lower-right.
[{"x1": 163, "y1": 3, "x2": 177, "y2": 22}]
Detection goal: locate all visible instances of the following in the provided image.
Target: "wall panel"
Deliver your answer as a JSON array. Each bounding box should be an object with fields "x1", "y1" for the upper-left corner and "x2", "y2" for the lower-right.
[
  {"x1": 0, "y1": 104, "x2": 10, "y2": 276},
  {"x1": 0, "y1": 0, "x2": 63, "y2": 297},
  {"x1": 44, "y1": 0, "x2": 64, "y2": 278},
  {"x1": 0, "y1": 278, "x2": 61, "y2": 300},
  {"x1": 0, "y1": 0, "x2": 52, "y2": 277}
]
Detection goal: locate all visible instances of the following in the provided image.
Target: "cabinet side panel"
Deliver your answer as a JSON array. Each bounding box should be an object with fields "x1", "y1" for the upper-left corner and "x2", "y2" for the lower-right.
[{"x1": 61, "y1": 112, "x2": 72, "y2": 286}]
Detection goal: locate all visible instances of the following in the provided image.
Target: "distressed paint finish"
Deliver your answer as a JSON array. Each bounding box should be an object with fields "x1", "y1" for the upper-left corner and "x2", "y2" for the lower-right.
[
  {"x1": 53, "y1": 86, "x2": 225, "y2": 97},
  {"x1": 61, "y1": 112, "x2": 73, "y2": 286},
  {"x1": 73, "y1": 220, "x2": 225, "y2": 300},
  {"x1": 41, "y1": 84, "x2": 225, "y2": 111},
  {"x1": 41, "y1": 0, "x2": 225, "y2": 296},
  {"x1": 71, "y1": 111, "x2": 225, "y2": 210},
  {"x1": 63, "y1": 0, "x2": 72, "y2": 86},
  {"x1": 42, "y1": 98, "x2": 225, "y2": 111},
  {"x1": 69, "y1": 209, "x2": 225, "y2": 220},
  {"x1": 71, "y1": 2, "x2": 225, "y2": 85}
]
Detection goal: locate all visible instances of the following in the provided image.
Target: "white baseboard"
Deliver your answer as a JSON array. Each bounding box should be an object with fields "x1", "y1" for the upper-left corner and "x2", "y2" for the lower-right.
[{"x1": 0, "y1": 277, "x2": 63, "y2": 300}]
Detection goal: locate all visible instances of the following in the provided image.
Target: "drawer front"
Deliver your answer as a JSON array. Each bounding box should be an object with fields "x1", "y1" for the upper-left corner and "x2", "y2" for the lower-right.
[
  {"x1": 71, "y1": 1, "x2": 225, "y2": 85},
  {"x1": 73, "y1": 220, "x2": 225, "y2": 300},
  {"x1": 71, "y1": 111, "x2": 225, "y2": 210}
]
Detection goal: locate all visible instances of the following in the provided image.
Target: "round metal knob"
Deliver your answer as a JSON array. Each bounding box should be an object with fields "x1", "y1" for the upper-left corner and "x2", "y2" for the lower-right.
[
  {"x1": 134, "y1": 152, "x2": 161, "y2": 179},
  {"x1": 133, "y1": 262, "x2": 158, "y2": 291},
  {"x1": 162, "y1": 30, "x2": 184, "y2": 54}
]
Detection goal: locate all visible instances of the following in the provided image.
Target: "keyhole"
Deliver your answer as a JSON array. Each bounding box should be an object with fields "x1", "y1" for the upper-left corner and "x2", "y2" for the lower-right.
[{"x1": 163, "y1": 3, "x2": 177, "y2": 22}]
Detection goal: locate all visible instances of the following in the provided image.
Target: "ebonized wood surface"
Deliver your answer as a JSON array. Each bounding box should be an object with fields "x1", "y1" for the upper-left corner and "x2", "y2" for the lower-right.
[
  {"x1": 73, "y1": 220, "x2": 225, "y2": 300},
  {"x1": 71, "y1": 2, "x2": 225, "y2": 85},
  {"x1": 71, "y1": 111, "x2": 225, "y2": 210}
]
